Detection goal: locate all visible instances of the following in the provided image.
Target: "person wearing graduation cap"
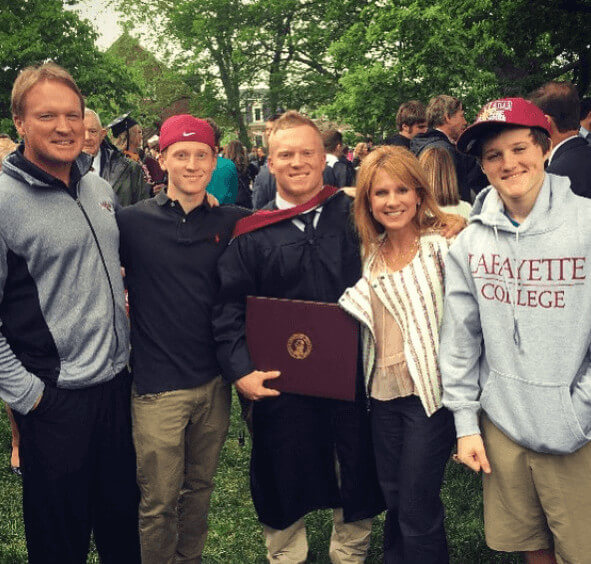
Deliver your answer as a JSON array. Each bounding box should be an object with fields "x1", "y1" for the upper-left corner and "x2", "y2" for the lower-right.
[
  {"x1": 110, "y1": 112, "x2": 143, "y2": 162},
  {"x1": 82, "y1": 110, "x2": 150, "y2": 207}
]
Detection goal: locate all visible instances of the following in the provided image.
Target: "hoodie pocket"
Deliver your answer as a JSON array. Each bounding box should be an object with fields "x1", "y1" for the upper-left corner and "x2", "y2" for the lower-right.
[{"x1": 480, "y1": 370, "x2": 587, "y2": 454}]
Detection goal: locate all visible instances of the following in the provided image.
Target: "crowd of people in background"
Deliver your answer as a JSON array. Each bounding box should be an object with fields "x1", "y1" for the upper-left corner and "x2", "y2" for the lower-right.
[
  {"x1": 6, "y1": 84, "x2": 591, "y2": 216},
  {"x1": 0, "y1": 60, "x2": 590, "y2": 564}
]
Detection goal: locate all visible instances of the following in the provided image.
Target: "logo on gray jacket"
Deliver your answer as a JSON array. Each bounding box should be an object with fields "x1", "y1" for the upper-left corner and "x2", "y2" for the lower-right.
[{"x1": 99, "y1": 200, "x2": 115, "y2": 214}]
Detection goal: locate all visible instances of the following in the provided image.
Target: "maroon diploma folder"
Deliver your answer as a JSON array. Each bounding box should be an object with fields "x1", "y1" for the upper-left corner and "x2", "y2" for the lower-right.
[{"x1": 245, "y1": 296, "x2": 359, "y2": 401}]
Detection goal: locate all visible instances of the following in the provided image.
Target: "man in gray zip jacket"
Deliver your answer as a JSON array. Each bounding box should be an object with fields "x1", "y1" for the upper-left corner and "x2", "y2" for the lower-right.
[{"x1": 0, "y1": 63, "x2": 140, "y2": 563}]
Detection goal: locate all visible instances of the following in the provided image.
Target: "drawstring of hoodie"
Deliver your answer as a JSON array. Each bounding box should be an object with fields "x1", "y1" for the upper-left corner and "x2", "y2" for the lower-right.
[{"x1": 494, "y1": 225, "x2": 521, "y2": 348}]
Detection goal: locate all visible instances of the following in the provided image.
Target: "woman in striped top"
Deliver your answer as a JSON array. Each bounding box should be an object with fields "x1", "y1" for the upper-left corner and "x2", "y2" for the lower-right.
[{"x1": 339, "y1": 146, "x2": 456, "y2": 564}]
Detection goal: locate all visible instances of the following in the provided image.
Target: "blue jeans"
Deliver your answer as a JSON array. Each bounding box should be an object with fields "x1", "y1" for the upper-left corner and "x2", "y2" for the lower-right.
[{"x1": 371, "y1": 396, "x2": 455, "y2": 564}]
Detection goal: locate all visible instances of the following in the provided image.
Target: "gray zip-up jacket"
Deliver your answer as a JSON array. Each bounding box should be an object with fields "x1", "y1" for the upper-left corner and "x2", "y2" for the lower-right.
[{"x1": 0, "y1": 149, "x2": 129, "y2": 414}]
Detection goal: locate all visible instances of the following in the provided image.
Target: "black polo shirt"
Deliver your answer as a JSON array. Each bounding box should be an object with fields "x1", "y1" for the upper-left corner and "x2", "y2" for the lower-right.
[{"x1": 117, "y1": 191, "x2": 250, "y2": 394}]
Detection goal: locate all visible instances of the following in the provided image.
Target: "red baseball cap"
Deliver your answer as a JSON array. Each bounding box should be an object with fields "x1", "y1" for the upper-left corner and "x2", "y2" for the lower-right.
[
  {"x1": 457, "y1": 97, "x2": 551, "y2": 155},
  {"x1": 159, "y1": 115, "x2": 216, "y2": 153}
]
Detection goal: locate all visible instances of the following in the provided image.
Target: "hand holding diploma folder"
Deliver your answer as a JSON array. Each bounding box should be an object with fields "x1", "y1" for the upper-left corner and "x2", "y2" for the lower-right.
[{"x1": 245, "y1": 296, "x2": 359, "y2": 401}]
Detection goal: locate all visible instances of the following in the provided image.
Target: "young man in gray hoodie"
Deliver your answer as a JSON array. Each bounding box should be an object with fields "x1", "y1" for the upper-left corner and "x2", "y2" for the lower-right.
[{"x1": 440, "y1": 98, "x2": 591, "y2": 564}]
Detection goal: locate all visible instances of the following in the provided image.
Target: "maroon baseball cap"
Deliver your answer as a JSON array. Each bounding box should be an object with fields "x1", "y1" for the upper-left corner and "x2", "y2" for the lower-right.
[
  {"x1": 159, "y1": 115, "x2": 215, "y2": 153},
  {"x1": 457, "y1": 97, "x2": 551, "y2": 155}
]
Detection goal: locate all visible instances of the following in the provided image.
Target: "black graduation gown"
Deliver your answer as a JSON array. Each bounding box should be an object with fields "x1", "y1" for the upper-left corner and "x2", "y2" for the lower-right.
[{"x1": 214, "y1": 191, "x2": 384, "y2": 529}]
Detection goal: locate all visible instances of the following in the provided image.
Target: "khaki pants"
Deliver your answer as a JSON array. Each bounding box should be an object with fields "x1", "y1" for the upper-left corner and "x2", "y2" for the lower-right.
[
  {"x1": 263, "y1": 508, "x2": 372, "y2": 564},
  {"x1": 482, "y1": 415, "x2": 591, "y2": 563},
  {"x1": 263, "y1": 444, "x2": 373, "y2": 564},
  {"x1": 132, "y1": 376, "x2": 231, "y2": 564}
]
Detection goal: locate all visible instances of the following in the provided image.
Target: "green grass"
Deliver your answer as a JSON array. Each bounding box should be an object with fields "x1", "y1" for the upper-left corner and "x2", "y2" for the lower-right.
[{"x1": 0, "y1": 393, "x2": 520, "y2": 563}]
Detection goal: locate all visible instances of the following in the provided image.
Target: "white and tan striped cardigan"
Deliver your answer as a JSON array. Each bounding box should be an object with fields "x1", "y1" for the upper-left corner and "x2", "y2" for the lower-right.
[{"x1": 339, "y1": 233, "x2": 452, "y2": 416}]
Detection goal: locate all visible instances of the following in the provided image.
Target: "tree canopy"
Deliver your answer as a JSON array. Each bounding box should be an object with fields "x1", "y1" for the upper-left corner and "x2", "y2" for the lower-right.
[
  {"x1": 116, "y1": 0, "x2": 591, "y2": 139},
  {"x1": 116, "y1": 0, "x2": 367, "y2": 144},
  {"x1": 3, "y1": 0, "x2": 590, "y2": 141},
  {"x1": 0, "y1": 0, "x2": 141, "y2": 135},
  {"x1": 325, "y1": 0, "x2": 591, "y2": 136},
  {"x1": 115, "y1": 0, "x2": 262, "y2": 146}
]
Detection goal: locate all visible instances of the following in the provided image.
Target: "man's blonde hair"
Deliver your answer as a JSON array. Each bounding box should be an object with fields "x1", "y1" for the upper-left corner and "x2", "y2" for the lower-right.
[
  {"x1": 11, "y1": 62, "x2": 84, "y2": 118},
  {"x1": 268, "y1": 110, "x2": 321, "y2": 152}
]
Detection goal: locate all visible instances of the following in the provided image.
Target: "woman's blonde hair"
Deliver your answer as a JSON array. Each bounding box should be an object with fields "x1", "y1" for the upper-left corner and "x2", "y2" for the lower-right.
[
  {"x1": 353, "y1": 142, "x2": 368, "y2": 159},
  {"x1": 354, "y1": 146, "x2": 448, "y2": 259},
  {"x1": 0, "y1": 138, "x2": 17, "y2": 170},
  {"x1": 418, "y1": 147, "x2": 460, "y2": 206}
]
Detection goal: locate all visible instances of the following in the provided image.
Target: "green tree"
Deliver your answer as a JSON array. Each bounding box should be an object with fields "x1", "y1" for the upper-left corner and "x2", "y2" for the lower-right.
[
  {"x1": 116, "y1": 0, "x2": 367, "y2": 144},
  {"x1": 325, "y1": 0, "x2": 591, "y2": 137},
  {"x1": 106, "y1": 32, "x2": 218, "y2": 136},
  {"x1": 251, "y1": 0, "x2": 369, "y2": 113},
  {"x1": 118, "y1": 0, "x2": 261, "y2": 146},
  {"x1": 0, "y1": 0, "x2": 141, "y2": 135}
]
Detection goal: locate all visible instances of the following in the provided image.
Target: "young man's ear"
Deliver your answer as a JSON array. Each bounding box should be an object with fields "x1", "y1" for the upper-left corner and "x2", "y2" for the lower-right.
[
  {"x1": 212, "y1": 148, "x2": 218, "y2": 171},
  {"x1": 542, "y1": 116, "x2": 555, "y2": 159},
  {"x1": 158, "y1": 149, "x2": 167, "y2": 171},
  {"x1": 544, "y1": 114, "x2": 558, "y2": 137}
]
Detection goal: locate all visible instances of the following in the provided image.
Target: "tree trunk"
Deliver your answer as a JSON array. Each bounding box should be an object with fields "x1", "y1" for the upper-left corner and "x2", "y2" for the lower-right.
[
  {"x1": 267, "y1": 16, "x2": 291, "y2": 114},
  {"x1": 576, "y1": 50, "x2": 590, "y2": 96}
]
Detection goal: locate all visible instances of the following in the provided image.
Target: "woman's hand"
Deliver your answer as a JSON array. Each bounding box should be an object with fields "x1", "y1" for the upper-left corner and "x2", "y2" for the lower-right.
[
  {"x1": 441, "y1": 213, "x2": 467, "y2": 239},
  {"x1": 206, "y1": 193, "x2": 220, "y2": 207}
]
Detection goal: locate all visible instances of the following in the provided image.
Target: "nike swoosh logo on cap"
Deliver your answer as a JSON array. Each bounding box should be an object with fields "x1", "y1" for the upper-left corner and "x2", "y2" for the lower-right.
[{"x1": 183, "y1": 132, "x2": 196, "y2": 137}]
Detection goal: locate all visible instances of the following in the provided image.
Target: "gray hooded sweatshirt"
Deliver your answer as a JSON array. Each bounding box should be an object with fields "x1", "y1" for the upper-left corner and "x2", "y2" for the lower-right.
[{"x1": 440, "y1": 173, "x2": 591, "y2": 454}]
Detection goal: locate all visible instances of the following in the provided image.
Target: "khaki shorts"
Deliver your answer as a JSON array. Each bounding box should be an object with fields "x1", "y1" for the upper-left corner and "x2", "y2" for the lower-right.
[{"x1": 481, "y1": 415, "x2": 591, "y2": 562}]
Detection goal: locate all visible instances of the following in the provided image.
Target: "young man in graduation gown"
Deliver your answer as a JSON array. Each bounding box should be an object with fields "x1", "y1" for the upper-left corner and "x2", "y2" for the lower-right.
[{"x1": 213, "y1": 111, "x2": 384, "y2": 563}]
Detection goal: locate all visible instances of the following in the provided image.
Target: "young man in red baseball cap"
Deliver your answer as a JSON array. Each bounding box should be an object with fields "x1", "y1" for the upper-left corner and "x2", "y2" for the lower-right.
[
  {"x1": 440, "y1": 98, "x2": 591, "y2": 563},
  {"x1": 117, "y1": 115, "x2": 249, "y2": 563}
]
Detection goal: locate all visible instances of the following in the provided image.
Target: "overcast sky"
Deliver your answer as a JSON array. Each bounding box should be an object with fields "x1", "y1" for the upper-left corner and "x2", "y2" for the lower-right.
[{"x1": 70, "y1": 1, "x2": 123, "y2": 50}]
